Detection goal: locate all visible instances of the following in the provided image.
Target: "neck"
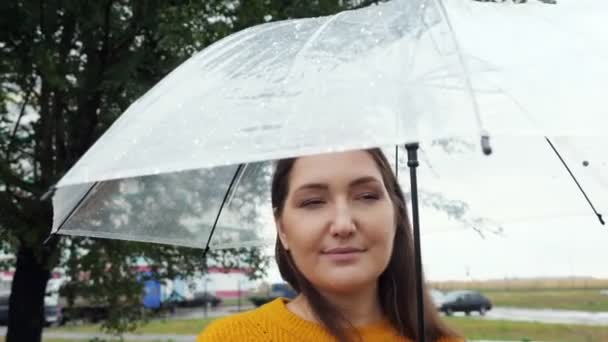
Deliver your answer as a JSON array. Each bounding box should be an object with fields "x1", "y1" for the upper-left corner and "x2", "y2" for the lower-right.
[{"x1": 288, "y1": 283, "x2": 384, "y2": 327}]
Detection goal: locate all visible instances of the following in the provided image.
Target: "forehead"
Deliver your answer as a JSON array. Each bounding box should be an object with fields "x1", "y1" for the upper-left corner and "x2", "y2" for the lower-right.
[{"x1": 288, "y1": 150, "x2": 384, "y2": 188}]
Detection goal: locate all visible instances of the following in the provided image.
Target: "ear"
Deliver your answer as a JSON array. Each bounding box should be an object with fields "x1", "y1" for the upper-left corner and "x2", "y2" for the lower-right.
[{"x1": 275, "y1": 219, "x2": 289, "y2": 251}]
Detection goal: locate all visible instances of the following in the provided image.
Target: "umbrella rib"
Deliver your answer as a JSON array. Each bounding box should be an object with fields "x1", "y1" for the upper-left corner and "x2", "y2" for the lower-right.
[
  {"x1": 43, "y1": 181, "x2": 99, "y2": 245},
  {"x1": 545, "y1": 137, "x2": 605, "y2": 225},
  {"x1": 203, "y1": 164, "x2": 246, "y2": 257},
  {"x1": 433, "y1": 0, "x2": 486, "y2": 139}
]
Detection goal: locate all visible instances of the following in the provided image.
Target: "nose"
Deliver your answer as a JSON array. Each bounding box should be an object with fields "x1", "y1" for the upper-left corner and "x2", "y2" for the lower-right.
[{"x1": 328, "y1": 201, "x2": 356, "y2": 238}]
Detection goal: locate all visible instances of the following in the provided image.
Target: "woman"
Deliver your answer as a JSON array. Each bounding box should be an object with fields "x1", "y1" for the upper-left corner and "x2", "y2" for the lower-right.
[{"x1": 198, "y1": 148, "x2": 462, "y2": 341}]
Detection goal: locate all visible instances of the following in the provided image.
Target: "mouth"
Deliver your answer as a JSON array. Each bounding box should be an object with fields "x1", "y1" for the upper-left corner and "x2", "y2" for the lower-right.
[
  {"x1": 321, "y1": 247, "x2": 365, "y2": 263},
  {"x1": 322, "y1": 247, "x2": 365, "y2": 255}
]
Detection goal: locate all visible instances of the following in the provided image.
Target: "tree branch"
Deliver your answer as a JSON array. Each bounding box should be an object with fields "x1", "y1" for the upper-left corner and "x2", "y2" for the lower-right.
[{"x1": 5, "y1": 89, "x2": 32, "y2": 161}]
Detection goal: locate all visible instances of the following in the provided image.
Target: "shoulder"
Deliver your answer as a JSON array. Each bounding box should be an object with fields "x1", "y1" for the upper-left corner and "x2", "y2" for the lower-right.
[{"x1": 196, "y1": 310, "x2": 261, "y2": 341}]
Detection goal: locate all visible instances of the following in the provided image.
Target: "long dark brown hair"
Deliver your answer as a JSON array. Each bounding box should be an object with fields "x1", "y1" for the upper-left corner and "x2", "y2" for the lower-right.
[{"x1": 271, "y1": 148, "x2": 459, "y2": 342}]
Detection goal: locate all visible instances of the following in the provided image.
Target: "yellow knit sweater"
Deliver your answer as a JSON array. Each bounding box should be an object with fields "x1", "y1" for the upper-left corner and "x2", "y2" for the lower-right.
[{"x1": 197, "y1": 298, "x2": 462, "y2": 341}]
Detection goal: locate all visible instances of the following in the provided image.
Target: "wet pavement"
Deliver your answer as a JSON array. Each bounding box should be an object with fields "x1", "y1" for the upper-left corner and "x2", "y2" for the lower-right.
[{"x1": 456, "y1": 306, "x2": 608, "y2": 326}]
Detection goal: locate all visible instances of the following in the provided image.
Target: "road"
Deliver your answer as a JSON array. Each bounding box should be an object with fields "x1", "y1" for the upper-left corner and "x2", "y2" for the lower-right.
[{"x1": 481, "y1": 306, "x2": 608, "y2": 326}]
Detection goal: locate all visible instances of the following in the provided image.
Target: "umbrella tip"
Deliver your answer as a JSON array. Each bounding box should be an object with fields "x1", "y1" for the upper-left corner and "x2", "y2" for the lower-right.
[
  {"x1": 598, "y1": 214, "x2": 605, "y2": 226},
  {"x1": 43, "y1": 233, "x2": 58, "y2": 246},
  {"x1": 40, "y1": 186, "x2": 56, "y2": 201},
  {"x1": 481, "y1": 135, "x2": 492, "y2": 156}
]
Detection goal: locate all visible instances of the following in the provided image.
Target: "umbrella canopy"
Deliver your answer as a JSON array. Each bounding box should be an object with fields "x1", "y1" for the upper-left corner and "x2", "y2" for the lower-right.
[
  {"x1": 51, "y1": 0, "x2": 608, "y2": 249},
  {"x1": 51, "y1": 0, "x2": 484, "y2": 247},
  {"x1": 55, "y1": 0, "x2": 478, "y2": 188}
]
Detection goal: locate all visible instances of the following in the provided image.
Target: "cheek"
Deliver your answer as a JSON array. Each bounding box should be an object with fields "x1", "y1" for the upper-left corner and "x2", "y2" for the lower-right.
[
  {"x1": 361, "y1": 206, "x2": 396, "y2": 244},
  {"x1": 282, "y1": 213, "x2": 325, "y2": 253}
]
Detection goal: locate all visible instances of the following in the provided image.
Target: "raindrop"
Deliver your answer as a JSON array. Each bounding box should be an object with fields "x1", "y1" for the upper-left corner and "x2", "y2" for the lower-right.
[{"x1": 582, "y1": 160, "x2": 589, "y2": 167}]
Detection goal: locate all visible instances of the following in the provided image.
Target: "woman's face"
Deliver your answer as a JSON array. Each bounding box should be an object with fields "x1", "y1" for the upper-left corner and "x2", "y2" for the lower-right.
[{"x1": 276, "y1": 150, "x2": 396, "y2": 294}]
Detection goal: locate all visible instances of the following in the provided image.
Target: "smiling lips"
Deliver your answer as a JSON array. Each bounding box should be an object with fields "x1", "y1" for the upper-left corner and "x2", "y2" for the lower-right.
[{"x1": 321, "y1": 247, "x2": 365, "y2": 262}]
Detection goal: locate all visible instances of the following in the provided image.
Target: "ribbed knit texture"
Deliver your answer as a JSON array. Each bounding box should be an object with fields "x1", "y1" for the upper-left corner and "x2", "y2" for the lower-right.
[{"x1": 197, "y1": 298, "x2": 462, "y2": 341}]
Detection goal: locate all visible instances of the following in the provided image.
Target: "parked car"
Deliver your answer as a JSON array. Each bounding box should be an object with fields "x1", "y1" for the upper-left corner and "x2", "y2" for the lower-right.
[
  {"x1": 439, "y1": 290, "x2": 492, "y2": 316},
  {"x1": 183, "y1": 292, "x2": 222, "y2": 308},
  {"x1": 429, "y1": 289, "x2": 446, "y2": 309},
  {"x1": 249, "y1": 283, "x2": 297, "y2": 307}
]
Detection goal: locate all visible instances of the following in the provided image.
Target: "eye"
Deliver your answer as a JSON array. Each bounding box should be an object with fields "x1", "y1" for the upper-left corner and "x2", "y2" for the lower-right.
[
  {"x1": 299, "y1": 198, "x2": 325, "y2": 208},
  {"x1": 356, "y1": 192, "x2": 380, "y2": 201}
]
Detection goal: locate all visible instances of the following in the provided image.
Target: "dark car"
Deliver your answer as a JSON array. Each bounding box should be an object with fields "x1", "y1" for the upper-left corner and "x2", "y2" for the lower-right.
[
  {"x1": 439, "y1": 290, "x2": 492, "y2": 316},
  {"x1": 184, "y1": 292, "x2": 222, "y2": 308},
  {"x1": 250, "y1": 283, "x2": 297, "y2": 307}
]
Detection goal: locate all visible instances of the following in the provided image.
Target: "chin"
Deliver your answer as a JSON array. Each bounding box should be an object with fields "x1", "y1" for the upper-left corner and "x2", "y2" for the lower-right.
[{"x1": 318, "y1": 272, "x2": 376, "y2": 293}]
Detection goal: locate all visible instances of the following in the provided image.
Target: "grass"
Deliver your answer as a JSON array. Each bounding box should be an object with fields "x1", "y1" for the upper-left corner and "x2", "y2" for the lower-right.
[
  {"x1": 483, "y1": 289, "x2": 608, "y2": 312},
  {"x1": 48, "y1": 316, "x2": 608, "y2": 342},
  {"x1": 446, "y1": 317, "x2": 608, "y2": 342},
  {"x1": 431, "y1": 278, "x2": 608, "y2": 291},
  {"x1": 51, "y1": 317, "x2": 215, "y2": 335}
]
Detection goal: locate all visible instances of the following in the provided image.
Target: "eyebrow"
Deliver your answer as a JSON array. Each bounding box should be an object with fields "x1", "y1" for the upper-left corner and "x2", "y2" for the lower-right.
[{"x1": 293, "y1": 176, "x2": 382, "y2": 193}]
